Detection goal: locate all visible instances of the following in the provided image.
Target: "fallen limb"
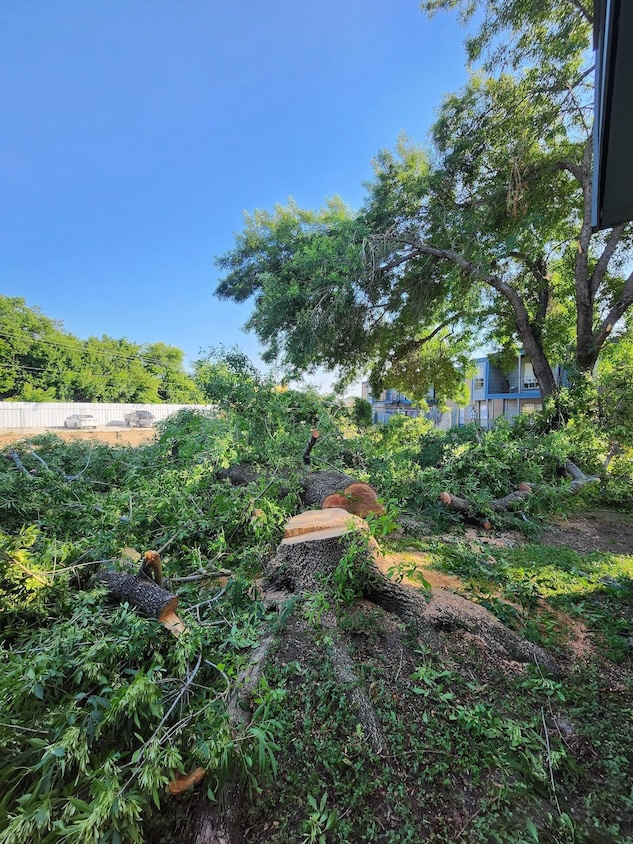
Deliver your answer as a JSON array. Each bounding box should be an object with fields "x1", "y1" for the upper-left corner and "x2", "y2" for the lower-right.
[
  {"x1": 564, "y1": 459, "x2": 600, "y2": 493},
  {"x1": 8, "y1": 449, "x2": 31, "y2": 478},
  {"x1": 439, "y1": 487, "x2": 533, "y2": 518},
  {"x1": 438, "y1": 491, "x2": 471, "y2": 514},
  {"x1": 169, "y1": 569, "x2": 233, "y2": 584},
  {"x1": 191, "y1": 632, "x2": 278, "y2": 844},
  {"x1": 95, "y1": 571, "x2": 186, "y2": 637},
  {"x1": 489, "y1": 488, "x2": 534, "y2": 511},
  {"x1": 438, "y1": 492, "x2": 493, "y2": 530}
]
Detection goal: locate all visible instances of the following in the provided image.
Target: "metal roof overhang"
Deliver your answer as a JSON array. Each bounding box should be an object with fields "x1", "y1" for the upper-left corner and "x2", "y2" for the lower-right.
[{"x1": 592, "y1": 0, "x2": 633, "y2": 230}]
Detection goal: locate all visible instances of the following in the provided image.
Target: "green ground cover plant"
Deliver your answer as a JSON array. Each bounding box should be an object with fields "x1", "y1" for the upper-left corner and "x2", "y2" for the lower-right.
[{"x1": 0, "y1": 356, "x2": 632, "y2": 842}]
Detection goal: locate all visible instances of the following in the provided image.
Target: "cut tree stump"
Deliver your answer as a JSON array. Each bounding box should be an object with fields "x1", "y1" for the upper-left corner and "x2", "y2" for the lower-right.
[
  {"x1": 267, "y1": 519, "x2": 558, "y2": 675},
  {"x1": 192, "y1": 494, "x2": 560, "y2": 843},
  {"x1": 322, "y1": 482, "x2": 386, "y2": 518},
  {"x1": 282, "y1": 507, "x2": 369, "y2": 539},
  {"x1": 301, "y1": 470, "x2": 356, "y2": 506}
]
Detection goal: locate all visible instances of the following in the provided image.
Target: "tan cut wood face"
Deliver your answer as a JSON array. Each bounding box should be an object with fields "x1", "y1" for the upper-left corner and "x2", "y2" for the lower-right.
[
  {"x1": 321, "y1": 483, "x2": 385, "y2": 519},
  {"x1": 159, "y1": 609, "x2": 188, "y2": 637},
  {"x1": 322, "y1": 493, "x2": 350, "y2": 510},
  {"x1": 345, "y1": 482, "x2": 378, "y2": 503},
  {"x1": 168, "y1": 766, "x2": 206, "y2": 795},
  {"x1": 283, "y1": 507, "x2": 367, "y2": 538},
  {"x1": 281, "y1": 525, "x2": 359, "y2": 545}
]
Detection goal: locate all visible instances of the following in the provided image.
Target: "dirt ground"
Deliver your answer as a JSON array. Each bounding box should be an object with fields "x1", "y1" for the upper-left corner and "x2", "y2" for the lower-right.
[
  {"x1": 379, "y1": 550, "x2": 465, "y2": 591},
  {"x1": 539, "y1": 509, "x2": 633, "y2": 555},
  {"x1": 0, "y1": 426, "x2": 156, "y2": 448}
]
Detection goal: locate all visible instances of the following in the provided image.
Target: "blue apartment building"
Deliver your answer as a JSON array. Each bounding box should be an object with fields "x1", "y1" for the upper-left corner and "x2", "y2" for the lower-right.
[
  {"x1": 361, "y1": 384, "x2": 422, "y2": 424},
  {"x1": 467, "y1": 353, "x2": 562, "y2": 428},
  {"x1": 360, "y1": 383, "x2": 460, "y2": 429},
  {"x1": 362, "y1": 352, "x2": 562, "y2": 428}
]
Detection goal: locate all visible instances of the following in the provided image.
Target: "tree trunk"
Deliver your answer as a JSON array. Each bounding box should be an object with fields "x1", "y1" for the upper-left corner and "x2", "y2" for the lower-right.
[
  {"x1": 267, "y1": 518, "x2": 559, "y2": 676},
  {"x1": 517, "y1": 330, "x2": 558, "y2": 399}
]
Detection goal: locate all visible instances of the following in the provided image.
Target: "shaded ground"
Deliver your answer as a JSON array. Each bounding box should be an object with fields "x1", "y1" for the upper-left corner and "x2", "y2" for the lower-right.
[
  {"x1": 221, "y1": 594, "x2": 632, "y2": 844},
  {"x1": 379, "y1": 544, "x2": 596, "y2": 661},
  {"x1": 539, "y1": 509, "x2": 633, "y2": 555},
  {"x1": 0, "y1": 426, "x2": 156, "y2": 447}
]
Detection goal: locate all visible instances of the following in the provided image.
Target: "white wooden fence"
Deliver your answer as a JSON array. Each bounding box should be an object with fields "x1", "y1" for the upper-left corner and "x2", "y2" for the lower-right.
[{"x1": 0, "y1": 402, "x2": 211, "y2": 429}]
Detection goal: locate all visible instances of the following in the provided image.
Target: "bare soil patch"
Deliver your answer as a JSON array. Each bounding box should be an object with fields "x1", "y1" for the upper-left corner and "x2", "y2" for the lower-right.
[
  {"x1": 379, "y1": 550, "x2": 465, "y2": 591},
  {"x1": 0, "y1": 427, "x2": 155, "y2": 448},
  {"x1": 539, "y1": 509, "x2": 633, "y2": 555}
]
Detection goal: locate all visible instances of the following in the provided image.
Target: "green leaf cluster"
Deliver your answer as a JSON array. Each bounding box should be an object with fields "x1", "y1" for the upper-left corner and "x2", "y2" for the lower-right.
[{"x1": 0, "y1": 296, "x2": 201, "y2": 403}]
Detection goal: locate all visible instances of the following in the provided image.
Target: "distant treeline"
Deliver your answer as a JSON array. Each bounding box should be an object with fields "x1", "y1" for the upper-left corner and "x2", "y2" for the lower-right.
[{"x1": 0, "y1": 296, "x2": 202, "y2": 403}]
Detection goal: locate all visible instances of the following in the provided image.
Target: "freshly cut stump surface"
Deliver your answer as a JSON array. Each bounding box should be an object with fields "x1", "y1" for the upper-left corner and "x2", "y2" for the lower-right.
[{"x1": 283, "y1": 507, "x2": 368, "y2": 538}]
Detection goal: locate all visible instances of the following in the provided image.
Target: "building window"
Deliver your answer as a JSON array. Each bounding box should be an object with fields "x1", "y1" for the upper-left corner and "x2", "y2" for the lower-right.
[{"x1": 473, "y1": 377, "x2": 484, "y2": 391}]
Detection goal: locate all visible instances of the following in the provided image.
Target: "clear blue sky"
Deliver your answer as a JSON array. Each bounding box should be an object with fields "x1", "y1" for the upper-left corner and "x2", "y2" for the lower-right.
[{"x1": 1, "y1": 1, "x2": 471, "y2": 388}]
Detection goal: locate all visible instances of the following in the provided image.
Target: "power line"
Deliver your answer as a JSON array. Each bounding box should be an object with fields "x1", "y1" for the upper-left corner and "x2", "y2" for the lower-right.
[
  {"x1": 0, "y1": 328, "x2": 181, "y2": 370},
  {"x1": 0, "y1": 362, "x2": 181, "y2": 397}
]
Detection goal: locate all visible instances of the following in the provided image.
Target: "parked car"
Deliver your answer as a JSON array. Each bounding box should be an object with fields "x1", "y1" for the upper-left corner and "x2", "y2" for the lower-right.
[
  {"x1": 124, "y1": 410, "x2": 156, "y2": 428},
  {"x1": 64, "y1": 414, "x2": 98, "y2": 429}
]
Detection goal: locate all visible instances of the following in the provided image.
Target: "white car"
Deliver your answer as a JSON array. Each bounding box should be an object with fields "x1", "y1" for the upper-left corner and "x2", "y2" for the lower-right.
[
  {"x1": 64, "y1": 414, "x2": 98, "y2": 430},
  {"x1": 124, "y1": 410, "x2": 156, "y2": 428}
]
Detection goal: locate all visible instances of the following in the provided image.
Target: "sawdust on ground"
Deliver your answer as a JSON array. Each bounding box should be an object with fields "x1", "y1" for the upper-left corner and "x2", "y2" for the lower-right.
[
  {"x1": 378, "y1": 550, "x2": 465, "y2": 591},
  {"x1": 379, "y1": 545, "x2": 597, "y2": 661},
  {"x1": 0, "y1": 427, "x2": 155, "y2": 447},
  {"x1": 548, "y1": 606, "x2": 595, "y2": 659}
]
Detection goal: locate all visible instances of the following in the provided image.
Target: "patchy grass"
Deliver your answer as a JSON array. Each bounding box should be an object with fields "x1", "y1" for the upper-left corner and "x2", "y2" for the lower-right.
[
  {"x1": 235, "y1": 521, "x2": 633, "y2": 844},
  {"x1": 236, "y1": 621, "x2": 633, "y2": 843},
  {"x1": 426, "y1": 536, "x2": 633, "y2": 664}
]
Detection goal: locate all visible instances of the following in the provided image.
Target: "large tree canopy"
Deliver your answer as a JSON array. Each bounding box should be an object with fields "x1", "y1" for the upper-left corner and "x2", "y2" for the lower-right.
[
  {"x1": 0, "y1": 296, "x2": 201, "y2": 403},
  {"x1": 216, "y1": 0, "x2": 633, "y2": 403}
]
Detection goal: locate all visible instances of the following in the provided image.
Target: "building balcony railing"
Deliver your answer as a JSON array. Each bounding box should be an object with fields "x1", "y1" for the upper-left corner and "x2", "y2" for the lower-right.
[
  {"x1": 488, "y1": 375, "x2": 540, "y2": 394},
  {"x1": 511, "y1": 375, "x2": 538, "y2": 391}
]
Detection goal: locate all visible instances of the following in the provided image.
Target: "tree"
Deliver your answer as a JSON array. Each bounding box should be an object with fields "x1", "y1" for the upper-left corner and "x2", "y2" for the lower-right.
[
  {"x1": 215, "y1": 183, "x2": 477, "y2": 405},
  {"x1": 215, "y1": 1, "x2": 633, "y2": 403},
  {"x1": 351, "y1": 397, "x2": 372, "y2": 428},
  {"x1": 141, "y1": 343, "x2": 202, "y2": 403},
  {"x1": 0, "y1": 296, "x2": 200, "y2": 403},
  {"x1": 0, "y1": 297, "x2": 84, "y2": 401}
]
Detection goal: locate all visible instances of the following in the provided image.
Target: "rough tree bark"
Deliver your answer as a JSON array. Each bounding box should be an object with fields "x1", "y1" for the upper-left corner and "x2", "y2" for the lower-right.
[
  {"x1": 268, "y1": 515, "x2": 558, "y2": 676},
  {"x1": 191, "y1": 508, "x2": 559, "y2": 843}
]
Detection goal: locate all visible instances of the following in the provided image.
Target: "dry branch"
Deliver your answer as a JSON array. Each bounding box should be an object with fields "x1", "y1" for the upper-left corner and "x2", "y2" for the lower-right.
[
  {"x1": 564, "y1": 459, "x2": 600, "y2": 493},
  {"x1": 8, "y1": 449, "x2": 31, "y2": 478}
]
